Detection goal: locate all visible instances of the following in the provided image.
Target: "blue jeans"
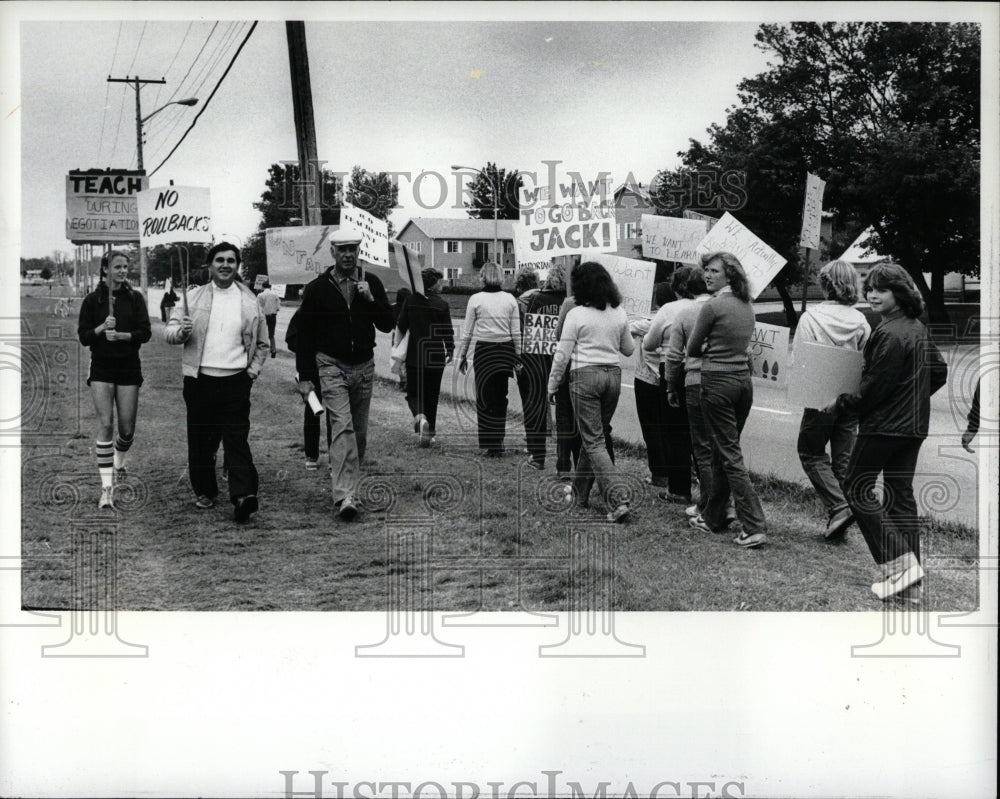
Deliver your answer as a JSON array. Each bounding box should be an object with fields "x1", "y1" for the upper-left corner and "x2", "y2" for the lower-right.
[
  {"x1": 797, "y1": 407, "x2": 857, "y2": 515},
  {"x1": 700, "y1": 370, "x2": 766, "y2": 535},
  {"x1": 685, "y1": 382, "x2": 715, "y2": 513},
  {"x1": 569, "y1": 365, "x2": 625, "y2": 508},
  {"x1": 317, "y1": 354, "x2": 374, "y2": 504}
]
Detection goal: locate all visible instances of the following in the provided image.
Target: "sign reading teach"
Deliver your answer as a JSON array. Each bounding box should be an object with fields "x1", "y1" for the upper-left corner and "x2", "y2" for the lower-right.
[
  {"x1": 66, "y1": 169, "x2": 148, "y2": 243},
  {"x1": 136, "y1": 186, "x2": 212, "y2": 248}
]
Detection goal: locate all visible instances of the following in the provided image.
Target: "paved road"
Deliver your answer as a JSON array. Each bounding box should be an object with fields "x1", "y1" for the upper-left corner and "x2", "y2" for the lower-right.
[{"x1": 149, "y1": 289, "x2": 983, "y2": 527}]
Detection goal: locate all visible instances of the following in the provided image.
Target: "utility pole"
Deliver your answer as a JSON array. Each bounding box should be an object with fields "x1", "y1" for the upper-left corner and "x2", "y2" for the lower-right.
[
  {"x1": 285, "y1": 22, "x2": 323, "y2": 227},
  {"x1": 107, "y1": 75, "x2": 165, "y2": 300}
]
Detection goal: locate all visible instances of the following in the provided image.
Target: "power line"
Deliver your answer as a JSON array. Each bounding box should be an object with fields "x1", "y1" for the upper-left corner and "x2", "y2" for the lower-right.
[
  {"x1": 149, "y1": 21, "x2": 258, "y2": 177},
  {"x1": 96, "y1": 22, "x2": 123, "y2": 163},
  {"x1": 164, "y1": 21, "x2": 218, "y2": 106},
  {"x1": 149, "y1": 21, "x2": 194, "y2": 112},
  {"x1": 126, "y1": 21, "x2": 147, "y2": 75}
]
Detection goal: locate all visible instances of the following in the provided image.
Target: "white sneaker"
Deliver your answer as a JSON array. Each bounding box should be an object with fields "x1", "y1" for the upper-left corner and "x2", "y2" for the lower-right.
[
  {"x1": 607, "y1": 503, "x2": 631, "y2": 523},
  {"x1": 684, "y1": 503, "x2": 699, "y2": 517},
  {"x1": 418, "y1": 416, "x2": 432, "y2": 448},
  {"x1": 872, "y1": 553, "x2": 925, "y2": 600},
  {"x1": 98, "y1": 487, "x2": 115, "y2": 509},
  {"x1": 304, "y1": 458, "x2": 318, "y2": 470}
]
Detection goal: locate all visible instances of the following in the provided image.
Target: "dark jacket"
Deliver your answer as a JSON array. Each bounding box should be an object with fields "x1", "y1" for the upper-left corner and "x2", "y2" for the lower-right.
[
  {"x1": 522, "y1": 288, "x2": 566, "y2": 360},
  {"x1": 396, "y1": 292, "x2": 455, "y2": 368},
  {"x1": 160, "y1": 289, "x2": 179, "y2": 309},
  {"x1": 295, "y1": 268, "x2": 394, "y2": 377},
  {"x1": 837, "y1": 311, "x2": 947, "y2": 438},
  {"x1": 78, "y1": 283, "x2": 151, "y2": 360}
]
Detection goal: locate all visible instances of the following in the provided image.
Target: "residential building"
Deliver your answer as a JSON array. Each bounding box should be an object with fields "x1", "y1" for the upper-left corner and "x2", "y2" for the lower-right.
[
  {"x1": 613, "y1": 182, "x2": 654, "y2": 259},
  {"x1": 394, "y1": 217, "x2": 516, "y2": 287}
]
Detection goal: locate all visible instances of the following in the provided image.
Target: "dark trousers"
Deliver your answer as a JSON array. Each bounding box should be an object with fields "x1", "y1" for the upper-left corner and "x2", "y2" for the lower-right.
[
  {"x1": 517, "y1": 353, "x2": 551, "y2": 464},
  {"x1": 700, "y1": 370, "x2": 766, "y2": 535},
  {"x1": 635, "y1": 379, "x2": 692, "y2": 496},
  {"x1": 844, "y1": 435, "x2": 924, "y2": 565},
  {"x1": 473, "y1": 341, "x2": 515, "y2": 452},
  {"x1": 303, "y1": 377, "x2": 333, "y2": 461},
  {"x1": 183, "y1": 372, "x2": 258, "y2": 503},
  {"x1": 405, "y1": 364, "x2": 445, "y2": 432},
  {"x1": 554, "y1": 379, "x2": 581, "y2": 474}
]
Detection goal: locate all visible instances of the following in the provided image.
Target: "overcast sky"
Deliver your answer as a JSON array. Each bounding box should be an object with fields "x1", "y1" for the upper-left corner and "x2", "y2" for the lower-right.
[{"x1": 11, "y1": 10, "x2": 776, "y2": 258}]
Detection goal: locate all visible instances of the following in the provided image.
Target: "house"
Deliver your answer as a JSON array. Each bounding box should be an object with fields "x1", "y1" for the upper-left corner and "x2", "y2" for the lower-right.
[
  {"x1": 613, "y1": 182, "x2": 654, "y2": 258},
  {"x1": 394, "y1": 218, "x2": 517, "y2": 287}
]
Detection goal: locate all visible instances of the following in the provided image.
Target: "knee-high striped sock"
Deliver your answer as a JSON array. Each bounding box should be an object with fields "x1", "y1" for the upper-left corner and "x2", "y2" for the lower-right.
[
  {"x1": 96, "y1": 439, "x2": 114, "y2": 488},
  {"x1": 113, "y1": 432, "x2": 134, "y2": 470}
]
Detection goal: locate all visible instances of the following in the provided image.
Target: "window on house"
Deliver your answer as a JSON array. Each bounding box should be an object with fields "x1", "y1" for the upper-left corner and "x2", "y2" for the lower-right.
[
  {"x1": 445, "y1": 240, "x2": 461, "y2": 253},
  {"x1": 475, "y1": 242, "x2": 491, "y2": 263},
  {"x1": 404, "y1": 240, "x2": 421, "y2": 253},
  {"x1": 445, "y1": 267, "x2": 462, "y2": 282},
  {"x1": 625, "y1": 223, "x2": 640, "y2": 239}
]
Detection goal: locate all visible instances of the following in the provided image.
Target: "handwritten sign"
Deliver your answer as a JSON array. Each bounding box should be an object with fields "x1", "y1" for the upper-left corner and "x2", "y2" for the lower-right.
[
  {"x1": 799, "y1": 172, "x2": 826, "y2": 250},
  {"x1": 517, "y1": 180, "x2": 617, "y2": 259},
  {"x1": 748, "y1": 322, "x2": 789, "y2": 389},
  {"x1": 694, "y1": 212, "x2": 787, "y2": 300},
  {"x1": 523, "y1": 311, "x2": 560, "y2": 355},
  {"x1": 787, "y1": 341, "x2": 863, "y2": 408},
  {"x1": 683, "y1": 209, "x2": 718, "y2": 230},
  {"x1": 340, "y1": 203, "x2": 389, "y2": 268},
  {"x1": 641, "y1": 214, "x2": 707, "y2": 263},
  {"x1": 590, "y1": 253, "x2": 656, "y2": 316},
  {"x1": 66, "y1": 170, "x2": 148, "y2": 243},
  {"x1": 136, "y1": 186, "x2": 212, "y2": 248},
  {"x1": 264, "y1": 225, "x2": 335, "y2": 284}
]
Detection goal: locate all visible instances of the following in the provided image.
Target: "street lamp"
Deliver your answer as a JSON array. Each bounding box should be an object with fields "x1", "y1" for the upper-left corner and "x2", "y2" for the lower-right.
[
  {"x1": 452, "y1": 164, "x2": 501, "y2": 271},
  {"x1": 133, "y1": 96, "x2": 198, "y2": 298}
]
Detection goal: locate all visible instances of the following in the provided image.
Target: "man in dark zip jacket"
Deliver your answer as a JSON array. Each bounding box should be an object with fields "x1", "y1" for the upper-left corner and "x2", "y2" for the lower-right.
[{"x1": 295, "y1": 228, "x2": 394, "y2": 520}]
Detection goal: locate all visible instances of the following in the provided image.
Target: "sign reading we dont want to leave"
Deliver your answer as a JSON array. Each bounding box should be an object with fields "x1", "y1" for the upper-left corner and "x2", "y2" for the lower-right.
[{"x1": 136, "y1": 186, "x2": 212, "y2": 248}]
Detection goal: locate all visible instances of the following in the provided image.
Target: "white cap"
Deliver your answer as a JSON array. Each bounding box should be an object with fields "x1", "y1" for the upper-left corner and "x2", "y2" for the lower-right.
[{"x1": 327, "y1": 227, "x2": 363, "y2": 246}]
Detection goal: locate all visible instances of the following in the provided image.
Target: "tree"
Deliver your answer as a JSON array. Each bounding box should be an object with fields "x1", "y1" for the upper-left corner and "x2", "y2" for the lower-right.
[
  {"x1": 345, "y1": 165, "x2": 400, "y2": 236},
  {"x1": 39, "y1": 267, "x2": 52, "y2": 281},
  {"x1": 657, "y1": 22, "x2": 979, "y2": 324},
  {"x1": 243, "y1": 162, "x2": 343, "y2": 285},
  {"x1": 463, "y1": 162, "x2": 523, "y2": 220}
]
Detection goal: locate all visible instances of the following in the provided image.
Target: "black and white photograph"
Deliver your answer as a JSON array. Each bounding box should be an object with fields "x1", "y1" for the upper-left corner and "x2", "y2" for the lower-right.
[{"x1": 2, "y1": 2, "x2": 997, "y2": 797}]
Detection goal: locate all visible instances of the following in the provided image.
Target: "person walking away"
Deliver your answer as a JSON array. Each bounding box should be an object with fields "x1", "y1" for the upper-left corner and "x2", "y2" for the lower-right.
[
  {"x1": 547, "y1": 261, "x2": 635, "y2": 522},
  {"x1": 78, "y1": 250, "x2": 151, "y2": 508},
  {"x1": 257, "y1": 282, "x2": 282, "y2": 358},
  {"x1": 395, "y1": 268, "x2": 455, "y2": 447},
  {"x1": 793, "y1": 260, "x2": 871, "y2": 540},
  {"x1": 457, "y1": 263, "x2": 522, "y2": 457}
]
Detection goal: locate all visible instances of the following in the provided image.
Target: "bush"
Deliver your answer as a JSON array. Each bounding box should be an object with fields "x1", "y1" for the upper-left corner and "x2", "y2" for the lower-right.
[{"x1": 440, "y1": 284, "x2": 479, "y2": 295}]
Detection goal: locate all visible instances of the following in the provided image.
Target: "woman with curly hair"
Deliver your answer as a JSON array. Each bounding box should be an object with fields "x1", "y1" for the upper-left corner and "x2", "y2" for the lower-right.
[
  {"x1": 685, "y1": 251, "x2": 767, "y2": 547},
  {"x1": 830, "y1": 263, "x2": 947, "y2": 603},
  {"x1": 77, "y1": 250, "x2": 151, "y2": 508},
  {"x1": 547, "y1": 261, "x2": 634, "y2": 522}
]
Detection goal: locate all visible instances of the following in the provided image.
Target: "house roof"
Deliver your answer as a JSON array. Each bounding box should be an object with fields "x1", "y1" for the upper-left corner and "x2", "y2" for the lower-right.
[
  {"x1": 397, "y1": 217, "x2": 516, "y2": 241},
  {"x1": 839, "y1": 227, "x2": 885, "y2": 264},
  {"x1": 614, "y1": 182, "x2": 651, "y2": 203}
]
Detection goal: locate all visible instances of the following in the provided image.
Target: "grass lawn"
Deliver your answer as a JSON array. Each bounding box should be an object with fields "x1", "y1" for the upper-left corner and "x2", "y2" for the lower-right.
[{"x1": 19, "y1": 296, "x2": 979, "y2": 612}]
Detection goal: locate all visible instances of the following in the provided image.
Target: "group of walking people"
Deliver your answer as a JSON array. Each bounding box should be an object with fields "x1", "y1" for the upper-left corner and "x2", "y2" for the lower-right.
[{"x1": 76, "y1": 231, "x2": 962, "y2": 602}]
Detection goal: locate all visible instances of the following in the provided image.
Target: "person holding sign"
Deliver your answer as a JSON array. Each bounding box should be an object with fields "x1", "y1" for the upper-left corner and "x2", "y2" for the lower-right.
[
  {"x1": 163, "y1": 242, "x2": 269, "y2": 523},
  {"x1": 77, "y1": 250, "x2": 151, "y2": 509},
  {"x1": 457, "y1": 263, "x2": 522, "y2": 457},
  {"x1": 518, "y1": 265, "x2": 567, "y2": 470},
  {"x1": 395, "y1": 268, "x2": 455, "y2": 448},
  {"x1": 547, "y1": 261, "x2": 635, "y2": 523},
  {"x1": 828, "y1": 264, "x2": 948, "y2": 602},
  {"x1": 294, "y1": 228, "x2": 394, "y2": 520},
  {"x1": 792, "y1": 260, "x2": 871, "y2": 540},
  {"x1": 686, "y1": 252, "x2": 768, "y2": 548}
]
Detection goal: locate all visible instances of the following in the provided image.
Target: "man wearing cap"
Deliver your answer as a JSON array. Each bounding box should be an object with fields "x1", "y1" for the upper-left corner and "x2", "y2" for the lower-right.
[
  {"x1": 164, "y1": 241, "x2": 269, "y2": 523},
  {"x1": 295, "y1": 227, "x2": 394, "y2": 519},
  {"x1": 394, "y1": 268, "x2": 455, "y2": 447}
]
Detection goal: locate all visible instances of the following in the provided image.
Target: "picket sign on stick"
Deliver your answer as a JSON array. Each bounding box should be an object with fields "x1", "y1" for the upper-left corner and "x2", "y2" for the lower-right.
[
  {"x1": 391, "y1": 243, "x2": 425, "y2": 296},
  {"x1": 798, "y1": 173, "x2": 826, "y2": 313},
  {"x1": 694, "y1": 212, "x2": 787, "y2": 300},
  {"x1": 180, "y1": 245, "x2": 189, "y2": 315},
  {"x1": 640, "y1": 214, "x2": 707, "y2": 263}
]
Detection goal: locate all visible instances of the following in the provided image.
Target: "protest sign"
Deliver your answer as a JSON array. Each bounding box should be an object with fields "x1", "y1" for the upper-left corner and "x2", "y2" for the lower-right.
[
  {"x1": 747, "y1": 322, "x2": 790, "y2": 389},
  {"x1": 523, "y1": 310, "x2": 560, "y2": 356},
  {"x1": 641, "y1": 214, "x2": 707, "y2": 263},
  {"x1": 254, "y1": 274, "x2": 268, "y2": 290},
  {"x1": 517, "y1": 178, "x2": 617, "y2": 259},
  {"x1": 340, "y1": 203, "x2": 390, "y2": 268},
  {"x1": 136, "y1": 186, "x2": 212, "y2": 248},
  {"x1": 799, "y1": 172, "x2": 826, "y2": 250},
  {"x1": 391, "y1": 243, "x2": 425, "y2": 296},
  {"x1": 590, "y1": 253, "x2": 656, "y2": 316},
  {"x1": 683, "y1": 208, "x2": 718, "y2": 230},
  {"x1": 787, "y1": 341, "x2": 863, "y2": 408},
  {"x1": 264, "y1": 225, "x2": 334, "y2": 284},
  {"x1": 66, "y1": 170, "x2": 147, "y2": 243},
  {"x1": 694, "y1": 212, "x2": 787, "y2": 299}
]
